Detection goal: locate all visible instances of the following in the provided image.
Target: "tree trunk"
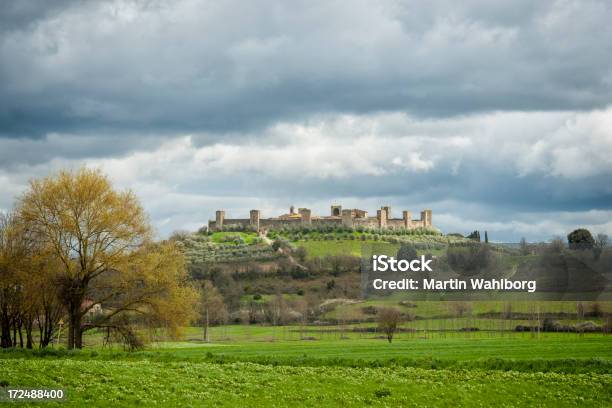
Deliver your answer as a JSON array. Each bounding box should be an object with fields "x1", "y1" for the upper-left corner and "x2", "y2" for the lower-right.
[
  {"x1": 0, "y1": 324, "x2": 10, "y2": 348},
  {"x1": 203, "y1": 308, "x2": 209, "y2": 342},
  {"x1": 42, "y1": 321, "x2": 53, "y2": 348},
  {"x1": 0, "y1": 309, "x2": 11, "y2": 348},
  {"x1": 75, "y1": 322, "x2": 83, "y2": 349},
  {"x1": 67, "y1": 316, "x2": 74, "y2": 349},
  {"x1": 67, "y1": 297, "x2": 84, "y2": 349},
  {"x1": 25, "y1": 319, "x2": 33, "y2": 349},
  {"x1": 69, "y1": 313, "x2": 84, "y2": 349},
  {"x1": 17, "y1": 320, "x2": 23, "y2": 348}
]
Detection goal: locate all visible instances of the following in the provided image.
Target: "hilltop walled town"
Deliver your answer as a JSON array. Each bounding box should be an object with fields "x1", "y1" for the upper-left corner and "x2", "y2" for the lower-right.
[{"x1": 208, "y1": 205, "x2": 433, "y2": 232}]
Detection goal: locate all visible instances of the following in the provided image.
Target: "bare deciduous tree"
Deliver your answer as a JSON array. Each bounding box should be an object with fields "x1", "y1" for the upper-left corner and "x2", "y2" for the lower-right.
[
  {"x1": 200, "y1": 280, "x2": 227, "y2": 342},
  {"x1": 378, "y1": 307, "x2": 402, "y2": 343}
]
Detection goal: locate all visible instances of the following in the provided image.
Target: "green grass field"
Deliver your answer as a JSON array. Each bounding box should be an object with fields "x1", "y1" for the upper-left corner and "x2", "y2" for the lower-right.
[
  {"x1": 1, "y1": 332, "x2": 611, "y2": 407},
  {"x1": 293, "y1": 239, "x2": 469, "y2": 258},
  {"x1": 2, "y1": 293, "x2": 611, "y2": 407},
  {"x1": 2, "y1": 358, "x2": 610, "y2": 407},
  {"x1": 4, "y1": 296, "x2": 610, "y2": 406},
  {"x1": 210, "y1": 231, "x2": 259, "y2": 245},
  {"x1": 295, "y1": 239, "x2": 376, "y2": 257}
]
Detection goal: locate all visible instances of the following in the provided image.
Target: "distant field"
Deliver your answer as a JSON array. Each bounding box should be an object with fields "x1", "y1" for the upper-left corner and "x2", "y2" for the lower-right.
[
  {"x1": 148, "y1": 333, "x2": 612, "y2": 366},
  {"x1": 295, "y1": 239, "x2": 381, "y2": 257},
  {"x1": 210, "y1": 231, "x2": 259, "y2": 245},
  {"x1": 323, "y1": 298, "x2": 612, "y2": 320},
  {"x1": 294, "y1": 239, "x2": 459, "y2": 258},
  {"x1": 67, "y1": 324, "x2": 612, "y2": 368}
]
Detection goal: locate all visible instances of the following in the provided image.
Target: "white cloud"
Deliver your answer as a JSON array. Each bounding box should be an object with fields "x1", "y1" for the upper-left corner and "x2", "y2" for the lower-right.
[
  {"x1": 3, "y1": 0, "x2": 612, "y2": 136},
  {"x1": 0, "y1": 108, "x2": 611, "y2": 239}
]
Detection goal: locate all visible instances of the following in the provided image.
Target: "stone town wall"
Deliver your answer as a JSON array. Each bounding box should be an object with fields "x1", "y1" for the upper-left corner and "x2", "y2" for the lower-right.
[{"x1": 208, "y1": 206, "x2": 432, "y2": 232}]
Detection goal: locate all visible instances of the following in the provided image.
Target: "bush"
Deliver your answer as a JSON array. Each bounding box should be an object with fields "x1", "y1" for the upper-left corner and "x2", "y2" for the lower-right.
[
  {"x1": 374, "y1": 388, "x2": 392, "y2": 398},
  {"x1": 568, "y1": 228, "x2": 595, "y2": 250},
  {"x1": 294, "y1": 246, "x2": 307, "y2": 262}
]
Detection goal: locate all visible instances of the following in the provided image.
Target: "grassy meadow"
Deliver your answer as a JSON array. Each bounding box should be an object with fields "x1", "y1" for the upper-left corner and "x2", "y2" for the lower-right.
[
  {"x1": 1, "y1": 328, "x2": 611, "y2": 407},
  {"x1": 2, "y1": 299, "x2": 611, "y2": 406},
  {"x1": 2, "y1": 357, "x2": 610, "y2": 407}
]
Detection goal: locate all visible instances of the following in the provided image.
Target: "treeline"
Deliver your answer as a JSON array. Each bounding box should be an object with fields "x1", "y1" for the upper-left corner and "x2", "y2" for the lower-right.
[
  {"x1": 0, "y1": 168, "x2": 198, "y2": 350},
  {"x1": 207, "y1": 223, "x2": 442, "y2": 236},
  {"x1": 267, "y1": 225, "x2": 441, "y2": 238},
  {"x1": 0, "y1": 212, "x2": 62, "y2": 348}
]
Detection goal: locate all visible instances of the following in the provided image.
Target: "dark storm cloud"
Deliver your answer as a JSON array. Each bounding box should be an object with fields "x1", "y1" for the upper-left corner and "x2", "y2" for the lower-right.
[
  {"x1": 1, "y1": 0, "x2": 612, "y2": 137},
  {"x1": 0, "y1": 0, "x2": 85, "y2": 33},
  {"x1": 0, "y1": 133, "x2": 167, "y2": 170},
  {"x1": 0, "y1": 1, "x2": 611, "y2": 241}
]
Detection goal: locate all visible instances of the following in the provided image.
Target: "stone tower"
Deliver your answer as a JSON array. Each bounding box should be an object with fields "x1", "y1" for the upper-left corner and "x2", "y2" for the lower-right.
[
  {"x1": 420, "y1": 209, "x2": 432, "y2": 227},
  {"x1": 331, "y1": 205, "x2": 342, "y2": 217},
  {"x1": 299, "y1": 208, "x2": 311, "y2": 225},
  {"x1": 250, "y1": 209, "x2": 260, "y2": 231},
  {"x1": 378, "y1": 207, "x2": 388, "y2": 228},
  {"x1": 402, "y1": 210, "x2": 412, "y2": 228},
  {"x1": 341, "y1": 209, "x2": 353, "y2": 227},
  {"x1": 382, "y1": 206, "x2": 391, "y2": 220},
  {"x1": 215, "y1": 210, "x2": 225, "y2": 230}
]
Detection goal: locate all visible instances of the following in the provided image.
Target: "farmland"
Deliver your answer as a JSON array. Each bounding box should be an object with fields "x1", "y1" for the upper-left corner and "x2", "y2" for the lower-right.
[
  {"x1": 1, "y1": 331, "x2": 611, "y2": 407},
  {"x1": 2, "y1": 358, "x2": 610, "y2": 407},
  {"x1": 2, "y1": 298, "x2": 612, "y2": 406}
]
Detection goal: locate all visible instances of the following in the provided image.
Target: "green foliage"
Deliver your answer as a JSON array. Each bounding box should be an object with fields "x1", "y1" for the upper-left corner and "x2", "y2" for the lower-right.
[
  {"x1": 179, "y1": 232, "x2": 280, "y2": 264},
  {"x1": 294, "y1": 246, "x2": 308, "y2": 262},
  {"x1": 270, "y1": 224, "x2": 446, "y2": 242},
  {"x1": 467, "y1": 230, "x2": 481, "y2": 241},
  {"x1": 374, "y1": 388, "x2": 391, "y2": 398},
  {"x1": 271, "y1": 238, "x2": 283, "y2": 251},
  {"x1": 1, "y1": 349, "x2": 610, "y2": 407},
  {"x1": 2, "y1": 332, "x2": 611, "y2": 373},
  {"x1": 210, "y1": 231, "x2": 259, "y2": 245},
  {"x1": 568, "y1": 228, "x2": 595, "y2": 250}
]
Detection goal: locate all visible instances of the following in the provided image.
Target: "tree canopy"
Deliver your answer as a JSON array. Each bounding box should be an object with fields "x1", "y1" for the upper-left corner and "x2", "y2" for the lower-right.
[
  {"x1": 567, "y1": 229, "x2": 595, "y2": 250},
  {"x1": 15, "y1": 168, "x2": 197, "y2": 349}
]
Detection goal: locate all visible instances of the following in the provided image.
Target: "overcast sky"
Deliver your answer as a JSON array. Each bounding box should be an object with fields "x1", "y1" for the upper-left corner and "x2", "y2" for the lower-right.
[{"x1": 1, "y1": 0, "x2": 611, "y2": 241}]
